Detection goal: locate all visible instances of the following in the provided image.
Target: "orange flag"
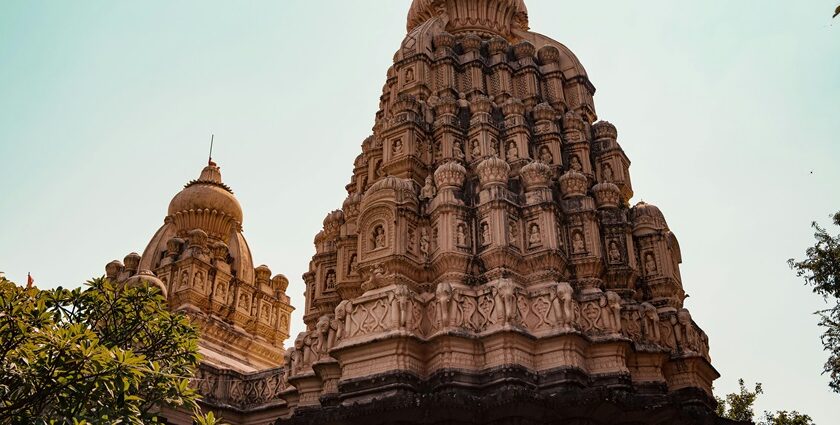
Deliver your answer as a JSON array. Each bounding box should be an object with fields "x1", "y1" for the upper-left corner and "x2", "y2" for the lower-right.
[{"x1": 26, "y1": 273, "x2": 34, "y2": 289}]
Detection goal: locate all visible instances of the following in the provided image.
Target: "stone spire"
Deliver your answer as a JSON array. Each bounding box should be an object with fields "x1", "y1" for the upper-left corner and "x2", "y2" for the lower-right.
[
  {"x1": 276, "y1": 1, "x2": 722, "y2": 423},
  {"x1": 106, "y1": 162, "x2": 294, "y2": 373}
]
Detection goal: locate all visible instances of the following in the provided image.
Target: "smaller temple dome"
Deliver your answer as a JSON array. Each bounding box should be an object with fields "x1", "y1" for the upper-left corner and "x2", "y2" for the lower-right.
[
  {"x1": 168, "y1": 163, "x2": 243, "y2": 225},
  {"x1": 632, "y1": 201, "x2": 670, "y2": 234}
]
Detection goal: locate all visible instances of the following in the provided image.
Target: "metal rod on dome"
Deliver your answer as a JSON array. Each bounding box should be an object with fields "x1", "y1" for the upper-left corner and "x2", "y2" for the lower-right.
[{"x1": 208, "y1": 134, "x2": 215, "y2": 166}]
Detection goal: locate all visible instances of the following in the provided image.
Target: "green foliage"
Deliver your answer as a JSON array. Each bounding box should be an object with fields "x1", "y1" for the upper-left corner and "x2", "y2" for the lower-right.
[
  {"x1": 716, "y1": 379, "x2": 815, "y2": 425},
  {"x1": 716, "y1": 379, "x2": 763, "y2": 422},
  {"x1": 762, "y1": 411, "x2": 815, "y2": 425},
  {"x1": 789, "y1": 211, "x2": 840, "y2": 393},
  {"x1": 0, "y1": 276, "x2": 220, "y2": 424}
]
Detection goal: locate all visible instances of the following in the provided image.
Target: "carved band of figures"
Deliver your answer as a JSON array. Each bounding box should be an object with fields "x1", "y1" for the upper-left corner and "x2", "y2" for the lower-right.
[{"x1": 285, "y1": 281, "x2": 710, "y2": 380}]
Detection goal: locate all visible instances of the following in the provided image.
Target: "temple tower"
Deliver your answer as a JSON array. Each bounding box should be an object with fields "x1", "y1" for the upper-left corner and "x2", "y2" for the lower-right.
[
  {"x1": 279, "y1": 1, "x2": 723, "y2": 423},
  {"x1": 106, "y1": 161, "x2": 294, "y2": 372}
]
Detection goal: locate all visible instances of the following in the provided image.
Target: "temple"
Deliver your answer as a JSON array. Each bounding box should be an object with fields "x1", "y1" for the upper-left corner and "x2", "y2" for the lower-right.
[
  {"x1": 106, "y1": 161, "x2": 294, "y2": 372},
  {"x1": 108, "y1": 1, "x2": 735, "y2": 424}
]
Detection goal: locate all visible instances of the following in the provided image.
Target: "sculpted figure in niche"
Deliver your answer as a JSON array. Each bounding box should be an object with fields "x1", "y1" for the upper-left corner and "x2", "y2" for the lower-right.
[
  {"x1": 420, "y1": 175, "x2": 437, "y2": 201},
  {"x1": 389, "y1": 285, "x2": 411, "y2": 329},
  {"x1": 348, "y1": 254, "x2": 358, "y2": 275},
  {"x1": 572, "y1": 231, "x2": 586, "y2": 253},
  {"x1": 471, "y1": 139, "x2": 481, "y2": 158},
  {"x1": 407, "y1": 228, "x2": 416, "y2": 252},
  {"x1": 608, "y1": 240, "x2": 622, "y2": 263},
  {"x1": 509, "y1": 220, "x2": 519, "y2": 243},
  {"x1": 456, "y1": 223, "x2": 468, "y2": 247},
  {"x1": 570, "y1": 155, "x2": 583, "y2": 172},
  {"x1": 435, "y1": 282, "x2": 454, "y2": 328},
  {"x1": 405, "y1": 67, "x2": 415, "y2": 83},
  {"x1": 419, "y1": 228, "x2": 430, "y2": 256},
  {"x1": 392, "y1": 139, "x2": 403, "y2": 155},
  {"x1": 238, "y1": 293, "x2": 250, "y2": 311},
  {"x1": 539, "y1": 146, "x2": 553, "y2": 164},
  {"x1": 453, "y1": 141, "x2": 465, "y2": 160},
  {"x1": 325, "y1": 270, "x2": 336, "y2": 290},
  {"x1": 216, "y1": 281, "x2": 227, "y2": 301},
  {"x1": 480, "y1": 222, "x2": 491, "y2": 246},
  {"x1": 641, "y1": 302, "x2": 660, "y2": 343},
  {"x1": 434, "y1": 141, "x2": 443, "y2": 161},
  {"x1": 493, "y1": 279, "x2": 518, "y2": 326},
  {"x1": 489, "y1": 140, "x2": 499, "y2": 157},
  {"x1": 603, "y1": 163, "x2": 615, "y2": 182},
  {"x1": 334, "y1": 300, "x2": 353, "y2": 342},
  {"x1": 528, "y1": 223, "x2": 542, "y2": 247},
  {"x1": 507, "y1": 142, "x2": 519, "y2": 159},
  {"x1": 261, "y1": 304, "x2": 270, "y2": 323},
  {"x1": 551, "y1": 282, "x2": 575, "y2": 329},
  {"x1": 372, "y1": 225, "x2": 386, "y2": 250},
  {"x1": 644, "y1": 253, "x2": 658, "y2": 276},
  {"x1": 180, "y1": 271, "x2": 189, "y2": 290}
]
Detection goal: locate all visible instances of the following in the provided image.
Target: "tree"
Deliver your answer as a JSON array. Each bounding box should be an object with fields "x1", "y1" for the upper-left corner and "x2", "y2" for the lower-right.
[
  {"x1": 716, "y1": 379, "x2": 763, "y2": 422},
  {"x1": 715, "y1": 380, "x2": 814, "y2": 425},
  {"x1": 0, "y1": 276, "x2": 221, "y2": 424},
  {"x1": 762, "y1": 411, "x2": 814, "y2": 425},
  {"x1": 789, "y1": 211, "x2": 840, "y2": 393}
]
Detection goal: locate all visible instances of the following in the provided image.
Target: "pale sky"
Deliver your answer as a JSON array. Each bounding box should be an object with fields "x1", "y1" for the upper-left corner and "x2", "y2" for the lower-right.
[{"x1": 1, "y1": 0, "x2": 839, "y2": 422}]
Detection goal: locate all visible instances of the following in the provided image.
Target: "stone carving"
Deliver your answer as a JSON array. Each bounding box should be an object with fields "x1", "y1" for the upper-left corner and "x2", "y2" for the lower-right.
[
  {"x1": 539, "y1": 146, "x2": 553, "y2": 164},
  {"x1": 313, "y1": 315, "x2": 334, "y2": 359},
  {"x1": 493, "y1": 279, "x2": 518, "y2": 326},
  {"x1": 420, "y1": 176, "x2": 437, "y2": 201},
  {"x1": 361, "y1": 265, "x2": 387, "y2": 292},
  {"x1": 608, "y1": 240, "x2": 622, "y2": 263},
  {"x1": 551, "y1": 282, "x2": 575, "y2": 329},
  {"x1": 604, "y1": 291, "x2": 623, "y2": 333},
  {"x1": 435, "y1": 282, "x2": 454, "y2": 328},
  {"x1": 569, "y1": 155, "x2": 583, "y2": 172},
  {"x1": 572, "y1": 230, "x2": 586, "y2": 253},
  {"x1": 644, "y1": 252, "x2": 658, "y2": 276},
  {"x1": 348, "y1": 254, "x2": 358, "y2": 275},
  {"x1": 325, "y1": 270, "x2": 336, "y2": 290},
  {"x1": 471, "y1": 139, "x2": 481, "y2": 157},
  {"x1": 419, "y1": 228, "x2": 430, "y2": 257},
  {"x1": 480, "y1": 222, "x2": 491, "y2": 246},
  {"x1": 528, "y1": 223, "x2": 542, "y2": 247},
  {"x1": 641, "y1": 302, "x2": 660, "y2": 343},
  {"x1": 506, "y1": 142, "x2": 518, "y2": 159},
  {"x1": 194, "y1": 271, "x2": 205, "y2": 291},
  {"x1": 407, "y1": 228, "x2": 416, "y2": 252},
  {"x1": 393, "y1": 139, "x2": 403, "y2": 155},
  {"x1": 603, "y1": 163, "x2": 614, "y2": 182},
  {"x1": 453, "y1": 141, "x2": 465, "y2": 160},
  {"x1": 456, "y1": 223, "x2": 468, "y2": 247},
  {"x1": 335, "y1": 300, "x2": 353, "y2": 342},
  {"x1": 373, "y1": 225, "x2": 387, "y2": 250},
  {"x1": 389, "y1": 285, "x2": 412, "y2": 329}
]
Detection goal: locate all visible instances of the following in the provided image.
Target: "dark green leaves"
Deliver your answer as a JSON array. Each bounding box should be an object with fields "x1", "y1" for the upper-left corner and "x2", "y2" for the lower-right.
[{"x1": 0, "y1": 276, "x2": 221, "y2": 424}]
